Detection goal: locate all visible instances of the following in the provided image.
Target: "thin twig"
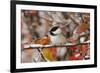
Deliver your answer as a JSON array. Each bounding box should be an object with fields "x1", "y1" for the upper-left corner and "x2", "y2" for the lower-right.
[
  {"x1": 68, "y1": 15, "x2": 80, "y2": 26},
  {"x1": 37, "y1": 48, "x2": 49, "y2": 62}
]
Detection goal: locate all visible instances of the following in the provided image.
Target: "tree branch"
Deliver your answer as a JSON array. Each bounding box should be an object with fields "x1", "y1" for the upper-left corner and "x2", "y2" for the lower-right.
[{"x1": 22, "y1": 41, "x2": 90, "y2": 51}]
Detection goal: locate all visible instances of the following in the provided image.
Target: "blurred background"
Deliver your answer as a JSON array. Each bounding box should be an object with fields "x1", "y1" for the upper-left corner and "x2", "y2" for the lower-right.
[{"x1": 21, "y1": 10, "x2": 90, "y2": 63}]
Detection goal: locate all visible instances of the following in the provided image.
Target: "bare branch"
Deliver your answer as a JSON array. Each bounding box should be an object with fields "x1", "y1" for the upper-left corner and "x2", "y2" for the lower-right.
[{"x1": 37, "y1": 48, "x2": 49, "y2": 62}]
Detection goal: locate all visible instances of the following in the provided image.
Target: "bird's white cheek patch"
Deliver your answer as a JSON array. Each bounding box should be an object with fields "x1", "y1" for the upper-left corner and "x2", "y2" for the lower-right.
[{"x1": 53, "y1": 28, "x2": 62, "y2": 34}]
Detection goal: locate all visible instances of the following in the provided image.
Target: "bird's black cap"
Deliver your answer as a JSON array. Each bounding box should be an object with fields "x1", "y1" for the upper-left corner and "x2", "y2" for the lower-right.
[{"x1": 50, "y1": 26, "x2": 59, "y2": 36}]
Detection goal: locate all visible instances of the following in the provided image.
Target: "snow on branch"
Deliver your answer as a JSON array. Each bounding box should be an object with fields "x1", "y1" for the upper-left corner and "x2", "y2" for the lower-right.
[{"x1": 22, "y1": 41, "x2": 90, "y2": 51}]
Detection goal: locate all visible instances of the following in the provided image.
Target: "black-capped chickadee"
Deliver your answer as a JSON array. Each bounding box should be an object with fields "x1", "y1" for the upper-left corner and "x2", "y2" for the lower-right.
[
  {"x1": 49, "y1": 26, "x2": 67, "y2": 45},
  {"x1": 49, "y1": 26, "x2": 67, "y2": 60}
]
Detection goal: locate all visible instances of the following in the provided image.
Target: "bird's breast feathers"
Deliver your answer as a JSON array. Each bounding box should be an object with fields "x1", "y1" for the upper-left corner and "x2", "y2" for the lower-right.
[{"x1": 50, "y1": 34, "x2": 66, "y2": 45}]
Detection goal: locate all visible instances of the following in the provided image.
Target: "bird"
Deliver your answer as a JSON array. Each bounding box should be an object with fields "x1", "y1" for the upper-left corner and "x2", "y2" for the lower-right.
[
  {"x1": 49, "y1": 26, "x2": 67, "y2": 60},
  {"x1": 49, "y1": 26, "x2": 67, "y2": 45}
]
